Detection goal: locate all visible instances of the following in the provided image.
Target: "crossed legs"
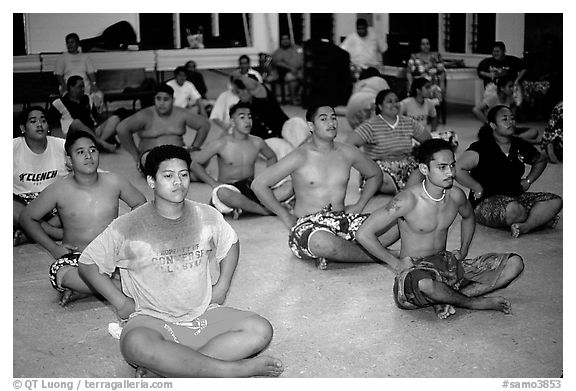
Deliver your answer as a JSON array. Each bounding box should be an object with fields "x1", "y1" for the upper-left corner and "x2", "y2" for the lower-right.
[
  {"x1": 120, "y1": 314, "x2": 283, "y2": 378},
  {"x1": 506, "y1": 198, "x2": 563, "y2": 237},
  {"x1": 418, "y1": 255, "x2": 524, "y2": 319}
]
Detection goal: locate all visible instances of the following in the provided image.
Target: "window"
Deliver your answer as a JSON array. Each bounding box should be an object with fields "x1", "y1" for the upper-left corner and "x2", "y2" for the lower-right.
[
  {"x1": 279, "y1": 13, "x2": 304, "y2": 45},
  {"x1": 14, "y1": 13, "x2": 26, "y2": 55},
  {"x1": 179, "y1": 14, "x2": 251, "y2": 49},
  {"x1": 138, "y1": 13, "x2": 252, "y2": 50},
  {"x1": 443, "y1": 14, "x2": 466, "y2": 53},
  {"x1": 471, "y1": 14, "x2": 496, "y2": 54},
  {"x1": 442, "y1": 13, "x2": 496, "y2": 55}
]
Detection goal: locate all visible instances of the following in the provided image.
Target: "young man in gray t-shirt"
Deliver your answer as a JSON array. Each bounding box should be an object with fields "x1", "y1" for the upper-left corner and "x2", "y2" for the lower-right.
[{"x1": 79, "y1": 144, "x2": 283, "y2": 378}]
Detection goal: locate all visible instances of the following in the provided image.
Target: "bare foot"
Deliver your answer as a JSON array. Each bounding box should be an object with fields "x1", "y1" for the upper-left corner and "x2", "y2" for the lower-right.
[
  {"x1": 135, "y1": 367, "x2": 148, "y2": 378},
  {"x1": 59, "y1": 289, "x2": 91, "y2": 306},
  {"x1": 243, "y1": 355, "x2": 284, "y2": 377},
  {"x1": 434, "y1": 304, "x2": 456, "y2": 319},
  {"x1": 472, "y1": 296, "x2": 512, "y2": 314},
  {"x1": 316, "y1": 257, "x2": 328, "y2": 270},
  {"x1": 232, "y1": 208, "x2": 243, "y2": 220},
  {"x1": 13, "y1": 229, "x2": 30, "y2": 246},
  {"x1": 511, "y1": 223, "x2": 521, "y2": 238}
]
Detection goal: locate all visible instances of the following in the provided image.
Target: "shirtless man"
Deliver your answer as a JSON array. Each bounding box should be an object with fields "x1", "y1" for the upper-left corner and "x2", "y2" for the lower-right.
[
  {"x1": 116, "y1": 83, "x2": 211, "y2": 173},
  {"x1": 251, "y1": 105, "x2": 384, "y2": 269},
  {"x1": 191, "y1": 102, "x2": 291, "y2": 218},
  {"x1": 355, "y1": 139, "x2": 525, "y2": 319},
  {"x1": 19, "y1": 131, "x2": 146, "y2": 305}
]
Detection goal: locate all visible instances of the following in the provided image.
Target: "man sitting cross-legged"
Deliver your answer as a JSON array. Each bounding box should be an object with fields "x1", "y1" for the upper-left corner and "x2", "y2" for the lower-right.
[
  {"x1": 355, "y1": 139, "x2": 524, "y2": 319},
  {"x1": 191, "y1": 102, "x2": 292, "y2": 218},
  {"x1": 78, "y1": 145, "x2": 284, "y2": 378},
  {"x1": 19, "y1": 130, "x2": 146, "y2": 306},
  {"x1": 251, "y1": 104, "x2": 392, "y2": 270},
  {"x1": 116, "y1": 83, "x2": 211, "y2": 174}
]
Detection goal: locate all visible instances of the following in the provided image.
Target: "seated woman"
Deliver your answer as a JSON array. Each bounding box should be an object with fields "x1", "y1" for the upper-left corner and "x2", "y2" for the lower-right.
[
  {"x1": 455, "y1": 105, "x2": 562, "y2": 238},
  {"x1": 13, "y1": 106, "x2": 69, "y2": 245},
  {"x1": 346, "y1": 89, "x2": 431, "y2": 195},
  {"x1": 345, "y1": 67, "x2": 389, "y2": 130},
  {"x1": 472, "y1": 75, "x2": 539, "y2": 144},
  {"x1": 406, "y1": 38, "x2": 446, "y2": 122}
]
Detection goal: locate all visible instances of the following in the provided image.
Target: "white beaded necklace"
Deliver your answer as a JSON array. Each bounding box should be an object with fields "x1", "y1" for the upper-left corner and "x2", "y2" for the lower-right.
[
  {"x1": 422, "y1": 180, "x2": 446, "y2": 202},
  {"x1": 378, "y1": 114, "x2": 399, "y2": 129}
]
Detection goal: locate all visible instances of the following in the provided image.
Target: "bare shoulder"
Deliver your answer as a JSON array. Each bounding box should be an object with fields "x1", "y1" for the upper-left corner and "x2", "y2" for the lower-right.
[
  {"x1": 248, "y1": 134, "x2": 264, "y2": 145},
  {"x1": 335, "y1": 141, "x2": 357, "y2": 153},
  {"x1": 389, "y1": 189, "x2": 417, "y2": 211},
  {"x1": 448, "y1": 185, "x2": 468, "y2": 204}
]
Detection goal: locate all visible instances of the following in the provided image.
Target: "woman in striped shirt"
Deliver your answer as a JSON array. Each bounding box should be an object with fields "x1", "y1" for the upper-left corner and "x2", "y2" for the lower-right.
[{"x1": 347, "y1": 89, "x2": 432, "y2": 194}]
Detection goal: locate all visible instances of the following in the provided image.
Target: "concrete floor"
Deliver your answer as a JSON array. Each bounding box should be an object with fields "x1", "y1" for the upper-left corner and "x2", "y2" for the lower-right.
[{"x1": 12, "y1": 73, "x2": 563, "y2": 378}]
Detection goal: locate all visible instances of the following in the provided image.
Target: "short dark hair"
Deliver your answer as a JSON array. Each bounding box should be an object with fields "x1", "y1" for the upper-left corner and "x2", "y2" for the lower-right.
[
  {"x1": 238, "y1": 54, "x2": 250, "y2": 63},
  {"x1": 174, "y1": 66, "x2": 187, "y2": 76},
  {"x1": 305, "y1": 104, "x2": 335, "y2": 122},
  {"x1": 143, "y1": 145, "x2": 192, "y2": 178},
  {"x1": 410, "y1": 77, "x2": 431, "y2": 97},
  {"x1": 155, "y1": 83, "x2": 174, "y2": 97},
  {"x1": 493, "y1": 41, "x2": 506, "y2": 52},
  {"x1": 67, "y1": 75, "x2": 84, "y2": 90},
  {"x1": 229, "y1": 101, "x2": 252, "y2": 118},
  {"x1": 232, "y1": 78, "x2": 246, "y2": 90},
  {"x1": 65, "y1": 33, "x2": 79, "y2": 42},
  {"x1": 487, "y1": 104, "x2": 510, "y2": 124},
  {"x1": 64, "y1": 130, "x2": 97, "y2": 155},
  {"x1": 356, "y1": 18, "x2": 368, "y2": 28},
  {"x1": 374, "y1": 89, "x2": 397, "y2": 115},
  {"x1": 19, "y1": 106, "x2": 46, "y2": 126},
  {"x1": 417, "y1": 139, "x2": 454, "y2": 166}
]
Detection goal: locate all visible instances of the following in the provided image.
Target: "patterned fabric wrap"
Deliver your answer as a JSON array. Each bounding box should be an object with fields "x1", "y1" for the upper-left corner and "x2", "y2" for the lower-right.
[
  {"x1": 361, "y1": 157, "x2": 419, "y2": 193},
  {"x1": 474, "y1": 192, "x2": 561, "y2": 227},
  {"x1": 49, "y1": 252, "x2": 81, "y2": 292},
  {"x1": 13, "y1": 193, "x2": 58, "y2": 219},
  {"x1": 288, "y1": 205, "x2": 370, "y2": 260},
  {"x1": 542, "y1": 102, "x2": 563, "y2": 162}
]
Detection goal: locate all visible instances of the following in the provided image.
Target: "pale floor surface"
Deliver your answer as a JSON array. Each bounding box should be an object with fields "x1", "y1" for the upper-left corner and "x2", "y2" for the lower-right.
[{"x1": 13, "y1": 85, "x2": 562, "y2": 378}]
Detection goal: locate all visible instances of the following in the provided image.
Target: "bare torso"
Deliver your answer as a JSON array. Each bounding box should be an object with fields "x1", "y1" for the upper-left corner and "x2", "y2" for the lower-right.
[
  {"x1": 56, "y1": 173, "x2": 123, "y2": 251},
  {"x1": 137, "y1": 107, "x2": 188, "y2": 152},
  {"x1": 291, "y1": 143, "x2": 353, "y2": 217},
  {"x1": 217, "y1": 135, "x2": 262, "y2": 183},
  {"x1": 399, "y1": 186, "x2": 460, "y2": 259}
]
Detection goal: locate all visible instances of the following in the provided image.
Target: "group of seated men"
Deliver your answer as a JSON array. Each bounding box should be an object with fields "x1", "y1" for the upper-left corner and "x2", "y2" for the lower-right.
[{"x1": 14, "y1": 33, "x2": 562, "y2": 378}]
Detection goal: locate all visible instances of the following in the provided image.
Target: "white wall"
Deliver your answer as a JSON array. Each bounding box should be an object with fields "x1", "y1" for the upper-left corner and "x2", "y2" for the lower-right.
[
  {"x1": 252, "y1": 13, "x2": 279, "y2": 54},
  {"x1": 333, "y1": 13, "x2": 356, "y2": 43},
  {"x1": 26, "y1": 13, "x2": 139, "y2": 54},
  {"x1": 495, "y1": 14, "x2": 525, "y2": 57}
]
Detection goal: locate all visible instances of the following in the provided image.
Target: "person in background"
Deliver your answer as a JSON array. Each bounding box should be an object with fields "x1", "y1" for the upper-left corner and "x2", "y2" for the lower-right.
[
  {"x1": 340, "y1": 18, "x2": 386, "y2": 80},
  {"x1": 185, "y1": 60, "x2": 208, "y2": 99},
  {"x1": 55, "y1": 32, "x2": 103, "y2": 110},
  {"x1": 13, "y1": 106, "x2": 69, "y2": 246},
  {"x1": 270, "y1": 34, "x2": 304, "y2": 105},
  {"x1": 345, "y1": 67, "x2": 389, "y2": 129},
  {"x1": 400, "y1": 76, "x2": 438, "y2": 133},
  {"x1": 455, "y1": 105, "x2": 562, "y2": 238},
  {"x1": 166, "y1": 66, "x2": 206, "y2": 116}
]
